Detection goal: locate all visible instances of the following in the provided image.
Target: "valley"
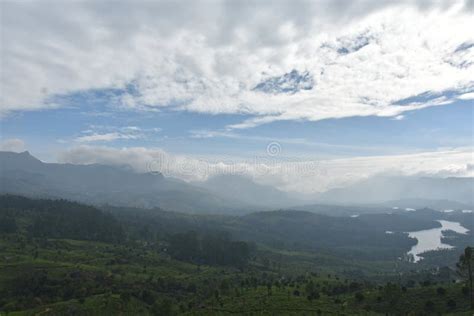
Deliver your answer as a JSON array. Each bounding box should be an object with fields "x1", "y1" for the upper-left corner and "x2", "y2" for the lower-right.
[
  {"x1": 0, "y1": 194, "x2": 473, "y2": 315},
  {"x1": 2, "y1": 2, "x2": 473, "y2": 314},
  {"x1": 0, "y1": 152, "x2": 473, "y2": 315}
]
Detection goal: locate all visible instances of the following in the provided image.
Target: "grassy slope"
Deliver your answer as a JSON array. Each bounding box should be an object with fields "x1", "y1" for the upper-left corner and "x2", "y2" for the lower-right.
[{"x1": 1, "y1": 236, "x2": 471, "y2": 315}]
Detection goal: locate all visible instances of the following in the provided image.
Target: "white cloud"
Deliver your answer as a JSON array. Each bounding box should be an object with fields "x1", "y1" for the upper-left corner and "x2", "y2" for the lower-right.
[
  {"x1": 392, "y1": 115, "x2": 405, "y2": 121},
  {"x1": 74, "y1": 132, "x2": 140, "y2": 143},
  {"x1": 73, "y1": 125, "x2": 161, "y2": 143},
  {"x1": 458, "y1": 92, "x2": 474, "y2": 100},
  {"x1": 58, "y1": 145, "x2": 474, "y2": 194},
  {"x1": 1, "y1": 1, "x2": 473, "y2": 127},
  {"x1": 0, "y1": 138, "x2": 26, "y2": 152}
]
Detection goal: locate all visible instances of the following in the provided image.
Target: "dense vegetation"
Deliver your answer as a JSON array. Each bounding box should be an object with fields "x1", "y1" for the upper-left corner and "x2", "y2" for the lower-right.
[
  {"x1": 0, "y1": 195, "x2": 472, "y2": 315},
  {"x1": 0, "y1": 195, "x2": 124, "y2": 243},
  {"x1": 168, "y1": 231, "x2": 254, "y2": 268},
  {"x1": 108, "y1": 206, "x2": 442, "y2": 262}
]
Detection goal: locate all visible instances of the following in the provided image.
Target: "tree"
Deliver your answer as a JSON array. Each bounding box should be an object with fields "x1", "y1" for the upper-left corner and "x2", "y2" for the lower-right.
[
  {"x1": 436, "y1": 287, "x2": 446, "y2": 296},
  {"x1": 120, "y1": 292, "x2": 131, "y2": 303},
  {"x1": 0, "y1": 216, "x2": 17, "y2": 234},
  {"x1": 152, "y1": 298, "x2": 175, "y2": 316},
  {"x1": 457, "y1": 247, "x2": 473, "y2": 309},
  {"x1": 446, "y1": 299, "x2": 456, "y2": 310},
  {"x1": 424, "y1": 300, "x2": 435, "y2": 312},
  {"x1": 305, "y1": 280, "x2": 315, "y2": 296},
  {"x1": 168, "y1": 231, "x2": 199, "y2": 262},
  {"x1": 355, "y1": 292, "x2": 364, "y2": 302},
  {"x1": 220, "y1": 279, "x2": 230, "y2": 295},
  {"x1": 266, "y1": 282, "x2": 272, "y2": 296}
]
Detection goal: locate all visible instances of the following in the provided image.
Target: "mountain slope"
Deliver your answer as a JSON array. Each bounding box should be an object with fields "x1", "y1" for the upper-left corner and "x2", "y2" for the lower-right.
[
  {"x1": 0, "y1": 151, "x2": 258, "y2": 214},
  {"x1": 316, "y1": 175, "x2": 474, "y2": 206},
  {"x1": 193, "y1": 174, "x2": 302, "y2": 208}
]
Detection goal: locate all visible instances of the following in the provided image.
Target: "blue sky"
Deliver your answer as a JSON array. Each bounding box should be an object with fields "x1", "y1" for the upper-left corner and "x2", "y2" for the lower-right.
[
  {"x1": 2, "y1": 91, "x2": 472, "y2": 161},
  {"x1": 1, "y1": 0, "x2": 473, "y2": 192}
]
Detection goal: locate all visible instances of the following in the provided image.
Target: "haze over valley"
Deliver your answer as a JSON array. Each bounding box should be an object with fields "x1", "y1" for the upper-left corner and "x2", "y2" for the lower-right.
[{"x1": 0, "y1": 0, "x2": 473, "y2": 314}]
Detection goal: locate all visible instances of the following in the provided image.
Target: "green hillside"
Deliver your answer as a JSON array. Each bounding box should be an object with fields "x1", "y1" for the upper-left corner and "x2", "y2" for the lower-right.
[{"x1": 0, "y1": 195, "x2": 472, "y2": 315}]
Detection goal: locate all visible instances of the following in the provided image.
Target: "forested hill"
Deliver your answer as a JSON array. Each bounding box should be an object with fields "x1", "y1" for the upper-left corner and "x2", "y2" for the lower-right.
[
  {"x1": 107, "y1": 206, "x2": 442, "y2": 261},
  {"x1": 1, "y1": 195, "x2": 472, "y2": 315},
  {"x1": 0, "y1": 195, "x2": 124, "y2": 243},
  {"x1": 1, "y1": 195, "x2": 463, "y2": 263}
]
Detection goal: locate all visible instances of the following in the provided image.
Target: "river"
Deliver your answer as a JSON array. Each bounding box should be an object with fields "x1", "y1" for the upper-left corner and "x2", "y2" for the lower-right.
[{"x1": 406, "y1": 220, "x2": 469, "y2": 263}]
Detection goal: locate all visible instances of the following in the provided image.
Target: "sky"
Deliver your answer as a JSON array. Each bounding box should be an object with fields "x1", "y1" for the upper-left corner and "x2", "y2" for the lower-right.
[{"x1": 0, "y1": 0, "x2": 473, "y2": 193}]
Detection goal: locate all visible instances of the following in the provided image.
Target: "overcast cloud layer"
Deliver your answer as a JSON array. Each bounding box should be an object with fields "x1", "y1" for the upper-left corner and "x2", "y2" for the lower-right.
[
  {"x1": 1, "y1": 1, "x2": 473, "y2": 194},
  {"x1": 2, "y1": 1, "x2": 473, "y2": 128}
]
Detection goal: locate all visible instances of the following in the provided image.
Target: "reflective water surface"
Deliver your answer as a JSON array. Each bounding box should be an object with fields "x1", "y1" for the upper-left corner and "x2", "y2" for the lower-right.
[{"x1": 407, "y1": 220, "x2": 469, "y2": 262}]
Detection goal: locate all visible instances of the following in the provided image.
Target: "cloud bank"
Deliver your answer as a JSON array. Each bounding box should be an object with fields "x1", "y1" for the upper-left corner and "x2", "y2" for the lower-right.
[
  {"x1": 2, "y1": 1, "x2": 473, "y2": 127},
  {"x1": 0, "y1": 138, "x2": 26, "y2": 153},
  {"x1": 59, "y1": 145, "x2": 474, "y2": 194}
]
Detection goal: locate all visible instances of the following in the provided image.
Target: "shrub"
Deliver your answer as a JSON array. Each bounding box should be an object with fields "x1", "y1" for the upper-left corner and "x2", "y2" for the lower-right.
[
  {"x1": 446, "y1": 299, "x2": 456, "y2": 310},
  {"x1": 355, "y1": 292, "x2": 365, "y2": 302},
  {"x1": 436, "y1": 287, "x2": 446, "y2": 295},
  {"x1": 424, "y1": 300, "x2": 435, "y2": 312}
]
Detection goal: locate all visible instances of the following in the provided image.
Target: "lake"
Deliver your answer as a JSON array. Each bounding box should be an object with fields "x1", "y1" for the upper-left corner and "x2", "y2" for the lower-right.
[{"x1": 407, "y1": 220, "x2": 469, "y2": 263}]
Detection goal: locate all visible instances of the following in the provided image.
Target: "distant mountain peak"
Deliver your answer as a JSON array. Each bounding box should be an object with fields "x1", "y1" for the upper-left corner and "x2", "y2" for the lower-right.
[
  {"x1": 0, "y1": 151, "x2": 258, "y2": 214},
  {"x1": 0, "y1": 150, "x2": 41, "y2": 162},
  {"x1": 317, "y1": 174, "x2": 474, "y2": 206},
  {"x1": 19, "y1": 150, "x2": 37, "y2": 158},
  {"x1": 194, "y1": 173, "x2": 302, "y2": 208},
  {"x1": 253, "y1": 69, "x2": 314, "y2": 94}
]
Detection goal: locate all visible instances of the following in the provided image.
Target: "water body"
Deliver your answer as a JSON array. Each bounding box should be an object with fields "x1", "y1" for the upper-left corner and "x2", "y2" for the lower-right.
[{"x1": 407, "y1": 220, "x2": 469, "y2": 263}]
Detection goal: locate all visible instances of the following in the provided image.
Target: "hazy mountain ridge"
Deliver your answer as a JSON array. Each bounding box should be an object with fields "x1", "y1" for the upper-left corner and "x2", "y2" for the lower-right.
[
  {"x1": 0, "y1": 151, "x2": 258, "y2": 214},
  {"x1": 316, "y1": 175, "x2": 474, "y2": 207},
  {"x1": 192, "y1": 174, "x2": 302, "y2": 208},
  {"x1": 2, "y1": 151, "x2": 473, "y2": 215},
  {"x1": 376, "y1": 198, "x2": 473, "y2": 211}
]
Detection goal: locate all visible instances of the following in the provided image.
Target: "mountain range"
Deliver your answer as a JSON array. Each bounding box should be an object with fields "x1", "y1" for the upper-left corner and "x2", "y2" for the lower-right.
[
  {"x1": 192, "y1": 174, "x2": 300, "y2": 208},
  {"x1": 316, "y1": 175, "x2": 474, "y2": 207},
  {"x1": 0, "y1": 151, "x2": 257, "y2": 214},
  {"x1": 1, "y1": 151, "x2": 472, "y2": 214}
]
